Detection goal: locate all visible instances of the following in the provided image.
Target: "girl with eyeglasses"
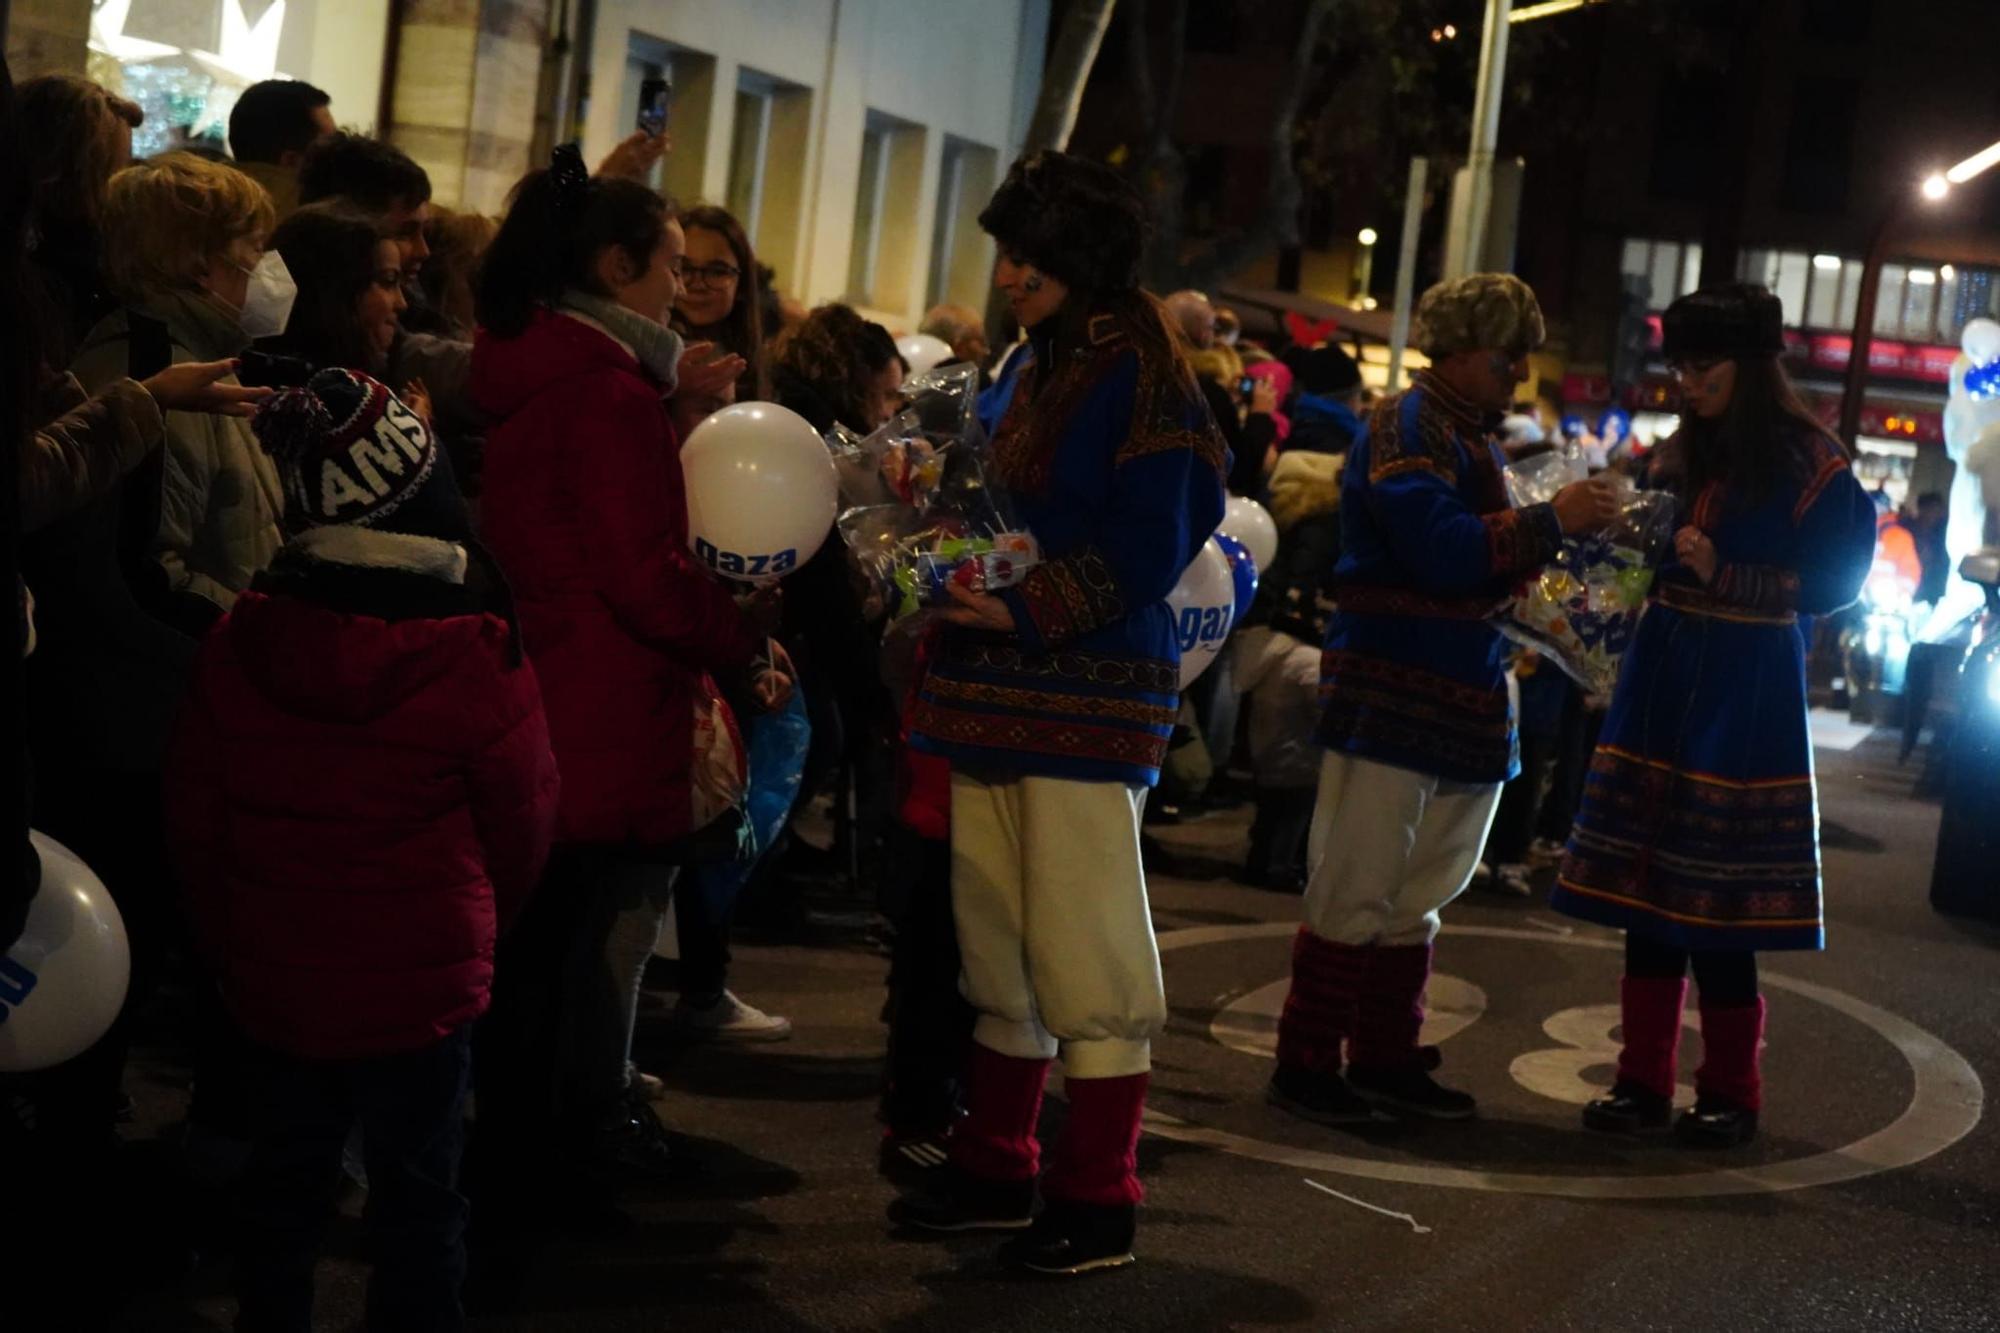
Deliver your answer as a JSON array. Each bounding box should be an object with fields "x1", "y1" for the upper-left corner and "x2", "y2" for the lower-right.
[{"x1": 672, "y1": 203, "x2": 768, "y2": 403}]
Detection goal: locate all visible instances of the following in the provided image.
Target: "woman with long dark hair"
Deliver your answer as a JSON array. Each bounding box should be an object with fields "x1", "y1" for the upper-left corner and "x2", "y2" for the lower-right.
[
  {"x1": 265, "y1": 204, "x2": 413, "y2": 384},
  {"x1": 889, "y1": 151, "x2": 1227, "y2": 1275},
  {"x1": 468, "y1": 148, "x2": 780, "y2": 1205},
  {"x1": 1551, "y1": 285, "x2": 1878, "y2": 1147},
  {"x1": 672, "y1": 203, "x2": 766, "y2": 402}
]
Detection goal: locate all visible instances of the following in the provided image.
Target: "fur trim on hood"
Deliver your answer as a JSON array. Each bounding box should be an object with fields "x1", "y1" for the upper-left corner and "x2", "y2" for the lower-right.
[{"x1": 1266, "y1": 449, "x2": 1344, "y2": 532}]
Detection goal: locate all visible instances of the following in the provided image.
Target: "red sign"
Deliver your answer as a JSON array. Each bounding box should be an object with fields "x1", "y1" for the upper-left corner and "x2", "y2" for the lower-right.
[{"x1": 1783, "y1": 332, "x2": 1958, "y2": 384}]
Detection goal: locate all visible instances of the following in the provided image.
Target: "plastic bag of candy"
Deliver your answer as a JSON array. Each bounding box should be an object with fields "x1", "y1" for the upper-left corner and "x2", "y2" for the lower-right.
[
  {"x1": 1493, "y1": 476, "x2": 1678, "y2": 696},
  {"x1": 827, "y1": 362, "x2": 1038, "y2": 620}
]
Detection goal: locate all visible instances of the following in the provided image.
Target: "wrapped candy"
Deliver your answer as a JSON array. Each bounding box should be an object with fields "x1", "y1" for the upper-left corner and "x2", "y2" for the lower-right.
[
  {"x1": 827, "y1": 362, "x2": 1039, "y2": 619},
  {"x1": 1493, "y1": 463, "x2": 1677, "y2": 695}
]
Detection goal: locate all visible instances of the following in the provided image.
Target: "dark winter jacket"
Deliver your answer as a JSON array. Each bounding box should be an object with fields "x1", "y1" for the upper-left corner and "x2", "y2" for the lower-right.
[
  {"x1": 168, "y1": 526, "x2": 559, "y2": 1059},
  {"x1": 1243, "y1": 392, "x2": 1359, "y2": 643},
  {"x1": 474, "y1": 309, "x2": 762, "y2": 847}
]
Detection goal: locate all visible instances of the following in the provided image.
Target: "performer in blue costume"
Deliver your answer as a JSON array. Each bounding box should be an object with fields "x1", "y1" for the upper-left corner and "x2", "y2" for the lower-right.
[
  {"x1": 1268, "y1": 275, "x2": 1620, "y2": 1127},
  {"x1": 1552, "y1": 286, "x2": 1878, "y2": 1148},
  {"x1": 890, "y1": 151, "x2": 1227, "y2": 1275}
]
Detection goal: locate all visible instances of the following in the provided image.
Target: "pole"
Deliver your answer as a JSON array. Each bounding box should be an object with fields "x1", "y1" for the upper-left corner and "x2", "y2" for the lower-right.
[
  {"x1": 1459, "y1": 0, "x2": 1511, "y2": 276},
  {"x1": 1838, "y1": 204, "x2": 1902, "y2": 451},
  {"x1": 1387, "y1": 157, "x2": 1430, "y2": 393}
]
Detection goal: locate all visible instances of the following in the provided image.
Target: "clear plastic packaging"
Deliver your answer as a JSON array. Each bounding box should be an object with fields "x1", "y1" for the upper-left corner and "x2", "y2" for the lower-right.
[{"x1": 1493, "y1": 466, "x2": 1678, "y2": 696}]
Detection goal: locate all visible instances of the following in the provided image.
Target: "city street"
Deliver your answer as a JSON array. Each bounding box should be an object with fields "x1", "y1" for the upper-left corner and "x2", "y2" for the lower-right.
[{"x1": 130, "y1": 717, "x2": 1995, "y2": 1332}]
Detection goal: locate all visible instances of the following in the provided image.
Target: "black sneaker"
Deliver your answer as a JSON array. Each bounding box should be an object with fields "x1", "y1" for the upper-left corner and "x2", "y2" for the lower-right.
[
  {"x1": 1267, "y1": 1064, "x2": 1390, "y2": 1126},
  {"x1": 888, "y1": 1166, "x2": 1036, "y2": 1233},
  {"x1": 1581, "y1": 1081, "x2": 1673, "y2": 1135},
  {"x1": 1675, "y1": 1098, "x2": 1759, "y2": 1148},
  {"x1": 580, "y1": 1100, "x2": 705, "y2": 1186},
  {"x1": 879, "y1": 1130, "x2": 955, "y2": 1188},
  {"x1": 998, "y1": 1200, "x2": 1136, "y2": 1277},
  {"x1": 1347, "y1": 1065, "x2": 1477, "y2": 1120}
]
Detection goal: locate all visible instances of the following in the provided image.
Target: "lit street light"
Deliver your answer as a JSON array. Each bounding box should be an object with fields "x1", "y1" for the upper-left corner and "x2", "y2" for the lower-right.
[{"x1": 1838, "y1": 136, "x2": 2000, "y2": 448}]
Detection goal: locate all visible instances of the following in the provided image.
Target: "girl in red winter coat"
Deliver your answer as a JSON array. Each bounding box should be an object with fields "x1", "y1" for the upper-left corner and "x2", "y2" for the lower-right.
[
  {"x1": 169, "y1": 369, "x2": 559, "y2": 1332},
  {"x1": 468, "y1": 147, "x2": 792, "y2": 1202}
]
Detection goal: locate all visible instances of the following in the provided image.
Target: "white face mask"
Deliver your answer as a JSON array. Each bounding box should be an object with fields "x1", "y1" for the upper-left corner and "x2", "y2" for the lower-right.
[{"x1": 233, "y1": 250, "x2": 298, "y2": 339}]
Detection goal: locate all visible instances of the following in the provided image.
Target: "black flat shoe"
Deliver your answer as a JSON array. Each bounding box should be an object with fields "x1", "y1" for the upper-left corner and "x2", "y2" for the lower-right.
[
  {"x1": 1347, "y1": 1064, "x2": 1477, "y2": 1121},
  {"x1": 888, "y1": 1167, "x2": 1036, "y2": 1233},
  {"x1": 1267, "y1": 1065, "x2": 1391, "y2": 1126},
  {"x1": 1675, "y1": 1099, "x2": 1759, "y2": 1148},
  {"x1": 998, "y1": 1200, "x2": 1136, "y2": 1277},
  {"x1": 1582, "y1": 1081, "x2": 1674, "y2": 1135}
]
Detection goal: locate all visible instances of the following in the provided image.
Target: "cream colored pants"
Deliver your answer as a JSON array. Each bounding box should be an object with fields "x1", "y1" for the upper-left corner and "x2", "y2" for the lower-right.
[
  {"x1": 1303, "y1": 751, "x2": 1503, "y2": 947},
  {"x1": 950, "y1": 771, "x2": 1166, "y2": 1079}
]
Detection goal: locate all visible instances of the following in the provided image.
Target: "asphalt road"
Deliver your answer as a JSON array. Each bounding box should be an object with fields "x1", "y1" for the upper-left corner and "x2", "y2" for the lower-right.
[{"x1": 126, "y1": 718, "x2": 1997, "y2": 1332}]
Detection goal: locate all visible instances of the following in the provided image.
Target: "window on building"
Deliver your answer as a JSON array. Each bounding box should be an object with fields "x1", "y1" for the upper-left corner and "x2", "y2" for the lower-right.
[
  {"x1": 622, "y1": 36, "x2": 715, "y2": 204},
  {"x1": 728, "y1": 68, "x2": 812, "y2": 290},
  {"x1": 1806, "y1": 254, "x2": 1843, "y2": 328},
  {"x1": 1839, "y1": 259, "x2": 1864, "y2": 329},
  {"x1": 1902, "y1": 267, "x2": 1940, "y2": 340},
  {"x1": 927, "y1": 136, "x2": 1000, "y2": 311},
  {"x1": 846, "y1": 110, "x2": 928, "y2": 311},
  {"x1": 1773, "y1": 252, "x2": 1810, "y2": 326},
  {"x1": 1619, "y1": 238, "x2": 1704, "y2": 312},
  {"x1": 1875, "y1": 265, "x2": 1907, "y2": 337}
]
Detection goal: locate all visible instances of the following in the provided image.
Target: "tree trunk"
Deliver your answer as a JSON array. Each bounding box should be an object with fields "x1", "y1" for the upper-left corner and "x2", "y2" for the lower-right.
[{"x1": 983, "y1": 0, "x2": 1119, "y2": 347}]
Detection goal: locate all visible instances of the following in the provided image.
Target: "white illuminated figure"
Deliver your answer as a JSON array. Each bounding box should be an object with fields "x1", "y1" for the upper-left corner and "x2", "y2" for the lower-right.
[{"x1": 1921, "y1": 318, "x2": 2000, "y2": 641}]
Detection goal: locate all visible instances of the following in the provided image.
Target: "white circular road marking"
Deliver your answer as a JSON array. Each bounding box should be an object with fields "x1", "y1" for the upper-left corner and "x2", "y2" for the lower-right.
[{"x1": 1151, "y1": 921, "x2": 1985, "y2": 1199}]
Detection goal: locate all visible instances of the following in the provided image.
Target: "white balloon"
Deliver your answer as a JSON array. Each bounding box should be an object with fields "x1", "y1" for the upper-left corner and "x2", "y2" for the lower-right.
[
  {"x1": 682, "y1": 402, "x2": 839, "y2": 585},
  {"x1": 0, "y1": 832, "x2": 130, "y2": 1073},
  {"x1": 896, "y1": 333, "x2": 954, "y2": 376},
  {"x1": 1166, "y1": 537, "x2": 1237, "y2": 689},
  {"x1": 1963, "y1": 318, "x2": 2000, "y2": 365},
  {"x1": 1219, "y1": 495, "x2": 1280, "y2": 573}
]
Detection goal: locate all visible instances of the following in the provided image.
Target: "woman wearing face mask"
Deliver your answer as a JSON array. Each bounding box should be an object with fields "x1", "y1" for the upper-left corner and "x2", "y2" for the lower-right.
[
  {"x1": 71, "y1": 151, "x2": 288, "y2": 631},
  {"x1": 469, "y1": 148, "x2": 786, "y2": 1214},
  {"x1": 1551, "y1": 285, "x2": 1878, "y2": 1147}
]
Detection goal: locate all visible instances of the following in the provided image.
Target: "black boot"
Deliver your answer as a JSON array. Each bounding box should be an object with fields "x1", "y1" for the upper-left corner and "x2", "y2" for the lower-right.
[
  {"x1": 1582, "y1": 1081, "x2": 1674, "y2": 1135},
  {"x1": 1675, "y1": 1098, "x2": 1759, "y2": 1148},
  {"x1": 997, "y1": 1199, "x2": 1136, "y2": 1276}
]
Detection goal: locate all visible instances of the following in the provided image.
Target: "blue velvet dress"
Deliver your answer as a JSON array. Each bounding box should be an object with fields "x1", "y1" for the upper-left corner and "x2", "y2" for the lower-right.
[{"x1": 1551, "y1": 431, "x2": 1878, "y2": 951}]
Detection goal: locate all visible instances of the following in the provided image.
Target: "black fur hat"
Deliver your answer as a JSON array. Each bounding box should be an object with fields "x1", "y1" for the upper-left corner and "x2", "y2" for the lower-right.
[
  {"x1": 1662, "y1": 284, "x2": 1785, "y2": 362},
  {"x1": 977, "y1": 150, "x2": 1146, "y2": 296}
]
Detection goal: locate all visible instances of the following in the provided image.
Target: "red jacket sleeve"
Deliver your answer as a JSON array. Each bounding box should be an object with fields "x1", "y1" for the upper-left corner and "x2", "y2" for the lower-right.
[
  {"x1": 163, "y1": 644, "x2": 231, "y2": 968},
  {"x1": 577, "y1": 385, "x2": 762, "y2": 672},
  {"x1": 463, "y1": 627, "x2": 560, "y2": 932}
]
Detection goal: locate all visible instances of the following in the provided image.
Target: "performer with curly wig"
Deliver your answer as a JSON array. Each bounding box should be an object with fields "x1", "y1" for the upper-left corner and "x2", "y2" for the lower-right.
[{"x1": 889, "y1": 151, "x2": 1227, "y2": 1276}]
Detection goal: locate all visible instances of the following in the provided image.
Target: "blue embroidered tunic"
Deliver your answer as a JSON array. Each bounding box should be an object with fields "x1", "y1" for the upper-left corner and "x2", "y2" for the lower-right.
[
  {"x1": 1551, "y1": 430, "x2": 1878, "y2": 952},
  {"x1": 1317, "y1": 371, "x2": 1564, "y2": 784},
  {"x1": 909, "y1": 306, "x2": 1227, "y2": 786}
]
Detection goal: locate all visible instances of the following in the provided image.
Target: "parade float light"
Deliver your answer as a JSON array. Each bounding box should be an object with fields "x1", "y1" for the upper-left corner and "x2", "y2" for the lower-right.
[{"x1": 1508, "y1": 0, "x2": 1603, "y2": 21}]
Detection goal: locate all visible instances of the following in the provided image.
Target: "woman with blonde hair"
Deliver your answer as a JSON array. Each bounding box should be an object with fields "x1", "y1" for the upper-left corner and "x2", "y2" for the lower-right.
[
  {"x1": 414, "y1": 204, "x2": 499, "y2": 342},
  {"x1": 72, "y1": 150, "x2": 287, "y2": 631}
]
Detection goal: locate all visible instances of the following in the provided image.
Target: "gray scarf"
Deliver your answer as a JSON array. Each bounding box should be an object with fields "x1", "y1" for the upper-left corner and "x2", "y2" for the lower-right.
[{"x1": 557, "y1": 288, "x2": 683, "y2": 393}]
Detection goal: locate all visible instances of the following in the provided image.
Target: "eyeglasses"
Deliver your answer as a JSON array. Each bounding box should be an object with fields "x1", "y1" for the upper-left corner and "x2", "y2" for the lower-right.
[
  {"x1": 1669, "y1": 358, "x2": 1724, "y2": 378},
  {"x1": 682, "y1": 262, "x2": 741, "y2": 290}
]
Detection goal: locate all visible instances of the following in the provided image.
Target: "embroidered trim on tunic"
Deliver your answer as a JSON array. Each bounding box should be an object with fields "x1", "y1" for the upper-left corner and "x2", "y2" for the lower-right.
[
  {"x1": 907, "y1": 701, "x2": 1172, "y2": 772},
  {"x1": 1484, "y1": 505, "x2": 1562, "y2": 577},
  {"x1": 1013, "y1": 548, "x2": 1126, "y2": 645},
  {"x1": 1709, "y1": 563, "x2": 1802, "y2": 614},
  {"x1": 1331, "y1": 585, "x2": 1507, "y2": 620},
  {"x1": 919, "y1": 671, "x2": 1178, "y2": 729},
  {"x1": 938, "y1": 641, "x2": 1179, "y2": 693},
  {"x1": 1555, "y1": 744, "x2": 1822, "y2": 931},
  {"x1": 1654, "y1": 579, "x2": 1799, "y2": 625},
  {"x1": 1317, "y1": 648, "x2": 1513, "y2": 775}
]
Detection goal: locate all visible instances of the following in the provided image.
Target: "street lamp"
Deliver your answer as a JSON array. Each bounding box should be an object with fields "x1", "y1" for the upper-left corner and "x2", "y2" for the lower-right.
[
  {"x1": 1838, "y1": 138, "x2": 2000, "y2": 449},
  {"x1": 1354, "y1": 227, "x2": 1379, "y2": 302}
]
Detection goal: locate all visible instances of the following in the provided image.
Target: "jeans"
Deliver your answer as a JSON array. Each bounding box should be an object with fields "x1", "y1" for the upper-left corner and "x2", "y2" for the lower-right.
[
  {"x1": 233, "y1": 1027, "x2": 472, "y2": 1333},
  {"x1": 602, "y1": 859, "x2": 681, "y2": 1086}
]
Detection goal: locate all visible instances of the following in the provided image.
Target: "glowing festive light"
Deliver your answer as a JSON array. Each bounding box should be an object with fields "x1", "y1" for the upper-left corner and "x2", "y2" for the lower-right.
[
  {"x1": 1946, "y1": 139, "x2": 2000, "y2": 185},
  {"x1": 1922, "y1": 174, "x2": 1951, "y2": 201},
  {"x1": 1357, "y1": 228, "x2": 1379, "y2": 247},
  {"x1": 1813, "y1": 254, "x2": 1842, "y2": 271},
  {"x1": 89, "y1": 0, "x2": 179, "y2": 62}
]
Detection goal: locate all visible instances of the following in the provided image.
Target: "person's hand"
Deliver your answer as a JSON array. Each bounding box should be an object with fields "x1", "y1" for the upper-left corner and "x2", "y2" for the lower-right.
[
  {"x1": 597, "y1": 130, "x2": 671, "y2": 180},
  {"x1": 939, "y1": 581, "x2": 1016, "y2": 633},
  {"x1": 1250, "y1": 376, "x2": 1278, "y2": 415},
  {"x1": 1674, "y1": 525, "x2": 1719, "y2": 584},
  {"x1": 141, "y1": 359, "x2": 273, "y2": 418},
  {"x1": 676, "y1": 341, "x2": 748, "y2": 403},
  {"x1": 400, "y1": 376, "x2": 434, "y2": 428},
  {"x1": 1551, "y1": 477, "x2": 1621, "y2": 535},
  {"x1": 743, "y1": 584, "x2": 784, "y2": 636},
  {"x1": 751, "y1": 639, "x2": 795, "y2": 712}
]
